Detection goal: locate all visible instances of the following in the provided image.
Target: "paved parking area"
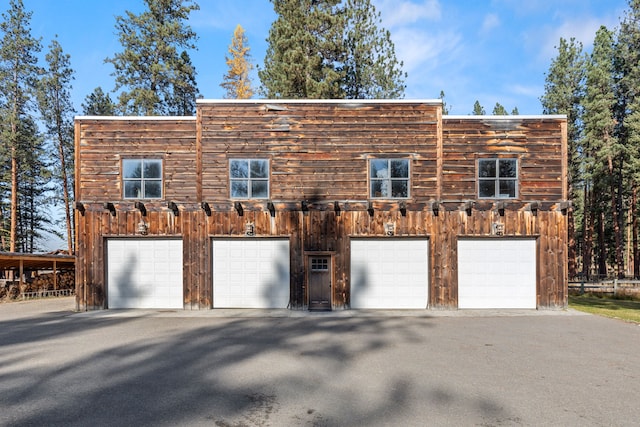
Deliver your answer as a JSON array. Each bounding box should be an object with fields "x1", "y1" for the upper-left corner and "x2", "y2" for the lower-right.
[{"x1": 1, "y1": 297, "x2": 639, "y2": 426}]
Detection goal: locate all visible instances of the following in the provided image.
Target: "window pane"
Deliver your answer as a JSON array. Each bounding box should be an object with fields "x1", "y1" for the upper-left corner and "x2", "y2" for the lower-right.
[
  {"x1": 479, "y1": 180, "x2": 495, "y2": 197},
  {"x1": 499, "y1": 180, "x2": 516, "y2": 198},
  {"x1": 371, "y1": 180, "x2": 389, "y2": 197},
  {"x1": 144, "y1": 160, "x2": 162, "y2": 178},
  {"x1": 390, "y1": 160, "x2": 409, "y2": 178},
  {"x1": 250, "y1": 160, "x2": 269, "y2": 178},
  {"x1": 391, "y1": 180, "x2": 408, "y2": 197},
  {"x1": 479, "y1": 160, "x2": 496, "y2": 178},
  {"x1": 123, "y1": 160, "x2": 142, "y2": 179},
  {"x1": 231, "y1": 180, "x2": 248, "y2": 198},
  {"x1": 124, "y1": 180, "x2": 142, "y2": 198},
  {"x1": 144, "y1": 180, "x2": 162, "y2": 198},
  {"x1": 230, "y1": 160, "x2": 248, "y2": 178},
  {"x1": 499, "y1": 159, "x2": 517, "y2": 178},
  {"x1": 370, "y1": 159, "x2": 389, "y2": 178},
  {"x1": 251, "y1": 180, "x2": 268, "y2": 198}
]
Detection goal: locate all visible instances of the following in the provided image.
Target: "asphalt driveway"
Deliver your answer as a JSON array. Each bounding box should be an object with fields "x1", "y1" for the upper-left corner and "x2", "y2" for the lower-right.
[{"x1": 1, "y1": 298, "x2": 638, "y2": 426}]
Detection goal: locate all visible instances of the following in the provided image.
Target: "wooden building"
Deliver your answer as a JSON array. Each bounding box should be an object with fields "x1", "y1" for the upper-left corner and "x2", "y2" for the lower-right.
[{"x1": 74, "y1": 100, "x2": 568, "y2": 311}]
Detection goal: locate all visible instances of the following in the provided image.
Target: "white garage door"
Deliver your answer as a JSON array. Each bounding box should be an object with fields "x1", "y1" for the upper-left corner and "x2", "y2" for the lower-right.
[
  {"x1": 213, "y1": 239, "x2": 290, "y2": 308},
  {"x1": 458, "y1": 239, "x2": 537, "y2": 309},
  {"x1": 351, "y1": 239, "x2": 429, "y2": 309},
  {"x1": 107, "y1": 239, "x2": 183, "y2": 309}
]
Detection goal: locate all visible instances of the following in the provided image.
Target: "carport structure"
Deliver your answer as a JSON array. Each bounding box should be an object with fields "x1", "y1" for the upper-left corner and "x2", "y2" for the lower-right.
[{"x1": 0, "y1": 252, "x2": 75, "y2": 294}]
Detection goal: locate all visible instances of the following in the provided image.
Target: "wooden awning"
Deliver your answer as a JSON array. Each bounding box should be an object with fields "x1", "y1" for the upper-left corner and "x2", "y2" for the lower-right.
[{"x1": 0, "y1": 252, "x2": 75, "y2": 271}]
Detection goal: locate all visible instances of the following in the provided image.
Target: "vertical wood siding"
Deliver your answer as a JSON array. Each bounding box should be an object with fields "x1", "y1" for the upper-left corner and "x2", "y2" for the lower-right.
[{"x1": 75, "y1": 104, "x2": 568, "y2": 310}]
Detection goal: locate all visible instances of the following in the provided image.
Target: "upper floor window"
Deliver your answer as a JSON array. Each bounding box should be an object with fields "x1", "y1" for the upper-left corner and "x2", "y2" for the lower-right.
[
  {"x1": 478, "y1": 158, "x2": 518, "y2": 199},
  {"x1": 230, "y1": 159, "x2": 269, "y2": 199},
  {"x1": 370, "y1": 158, "x2": 410, "y2": 199},
  {"x1": 123, "y1": 159, "x2": 163, "y2": 199}
]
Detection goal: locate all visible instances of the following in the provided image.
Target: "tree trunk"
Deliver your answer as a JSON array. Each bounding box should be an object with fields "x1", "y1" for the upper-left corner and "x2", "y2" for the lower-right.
[
  {"x1": 609, "y1": 160, "x2": 624, "y2": 279},
  {"x1": 10, "y1": 136, "x2": 18, "y2": 253},
  {"x1": 598, "y1": 210, "x2": 607, "y2": 277},
  {"x1": 57, "y1": 129, "x2": 73, "y2": 255},
  {"x1": 582, "y1": 184, "x2": 593, "y2": 280},
  {"x1": 633, "y1": 185, "x2": 639, "y2": 279}
]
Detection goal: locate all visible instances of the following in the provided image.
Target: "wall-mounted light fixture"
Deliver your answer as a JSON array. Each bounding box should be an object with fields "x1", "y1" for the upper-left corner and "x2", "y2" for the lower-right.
[
  {"x1": 234, "y1": 201, "x2": 244, "y2": 216},
  {"x1": 301, "y1": 200, "x2": 309, "y2": 216},
  {"x1": 492, "y1": 222, "x2": 505, "y2": 236},
  {"x1": 245, "y1": 222, "x2": 255, "y2": 237},
  {"x1": 137, "y1": 220, "x2": 149, "y2": 235},
  {"x1": 75, "y1": 202, "x2": 86, "y2": 216},
  {"x1": 134, "y1": 201, "x2": 147, "y2": 217},
  {"x1": 334, "y1": 201, "x2": 341, "y2": 216},
  {"x1": 464, "y1": 201, "x2": 474, "y2": 216},
  {"x1": 168, "y1": 201, "x2": 179, "y2": 216},
  {"x1": 103, "y1": 202, "x2": 116, "y2": 217},
  {"x1": 431, "y1": 200, "x2": 440, "y2": 217},
  {"x1": 367, "y1": 202, "x2": 374, "y2": 217},
  {"x1": 529, "y1": 201, "x2": 539, "y2": 217},
  {"x1": 559, "y1": 201, "x2": 570, "y2": 216},
  {"x1": 267, "y1": 201, "x2": 276, "y2": 217},
  {"x1": 384, "y1": 222, "x2": 395, "y2": 236},
  {"x1": 201, "y1": 201, "x2": 212, "y2": 216},
  {"x1": 496, "y1": 201, "x2": 506, "y2": 217},
  {"x1": 399, "y1": 201, "x2": 407, "y2": 217}
]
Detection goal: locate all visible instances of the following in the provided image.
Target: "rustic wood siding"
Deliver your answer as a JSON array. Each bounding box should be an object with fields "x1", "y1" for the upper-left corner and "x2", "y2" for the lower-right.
[
  {"x1": 74, "y1": 102, "x2": 568, "y2": 311},
  {"x1": 76, "y1": 118, "x2": 197, "y2": 203},
  {"x1": 442, "y1": 117, "x2": 565, "y2": 201},
  {"x1": 199, "y1": 102, "x2": 440, "y2": 203}
]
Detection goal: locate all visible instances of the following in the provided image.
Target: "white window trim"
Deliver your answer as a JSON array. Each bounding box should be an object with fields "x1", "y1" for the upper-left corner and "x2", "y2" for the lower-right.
[
  {"x1": 122, "y1": 158, "x2": 163, "y2": 200},
  {"x1": 229, "y1": 159, "x2": 270, "y2": 199},
  {"x1": 477, "y1": 158, "x2": 518, "y2": 199},
  {"x1": 369, "y1": 158, "x2": 411, "y2": 199}
]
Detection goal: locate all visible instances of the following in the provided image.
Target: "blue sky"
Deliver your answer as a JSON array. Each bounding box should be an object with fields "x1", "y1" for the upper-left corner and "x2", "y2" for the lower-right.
[{"x1": 25, "y1": 0, "x2": 627, "y2": 115}]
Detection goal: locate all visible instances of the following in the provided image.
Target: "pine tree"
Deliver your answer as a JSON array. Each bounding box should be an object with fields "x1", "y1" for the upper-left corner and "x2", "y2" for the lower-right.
[
  {"x1": 168, "y1": 51, "x2": 198, "y2": 115},
  {"x1": 583, "y1": 26, "x2": 619, "y2": 278},
  {"x1": 439, "y1": 90, "x2": 450, "y2": 114},
  {"x1": 492, "y1": 102, "x2": 508, "y2": 115},
  {"x1": 472, "y1": 100, "x2": 485, "y2": 115},
  {"x1": 37, "y1": 37, "x2": 75, "y2": 254},
  {"x1": 540, "y1": 37, "x2": 586, "y2": 278},
  {"x1": 0, "y1": 0, "x2": 42, "y2": 252},
  {"x1": 343, "y1": 0, "x2": 405, "y2": 99},
  {"x1": 511, "y1": 106, "x2": 519, "y2": 115},
  {"x1": 221, "y1": 25, "x2": 253, "y2": 99},
  {"x1": 81, "y1": 87, "x2": 116, "y2": 116},
  {"x1": 16, "y1": 115, "x2": 52, "y2": 252},
  {"x1": 260, "y1": 0, "x2": 345, "y2": 99},
  {"x1": 105, "y1": 0, "x2": 199, "y2": 115},
  {"x1": 615, "y1": 0, "x2": 640, "y2": 278}
]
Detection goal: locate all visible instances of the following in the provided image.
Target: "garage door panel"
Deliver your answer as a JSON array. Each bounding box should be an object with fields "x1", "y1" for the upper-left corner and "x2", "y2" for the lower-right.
[
  {"x1": 213, "y1": 239, "x2": 290, "y2": 308},
  {"x1": 107, "y1": 239, "x2": 183, "y2": 309},
  {"x1": 351, "y1": 239, "x2": 429, "y2": 309},
  {"x1": 458, "y1": 239, "x2": 536, "y2": 309}
]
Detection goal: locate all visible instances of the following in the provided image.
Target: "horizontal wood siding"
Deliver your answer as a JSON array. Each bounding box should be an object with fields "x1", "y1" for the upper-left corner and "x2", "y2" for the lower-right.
[
  {"x1": 74, "y1": 103, "x2": 568, "y2": 311},
  {"x1": 442, "y1": 118, "x2": 565, "y2": 201},
  {"x1": 199, "y1": 102, "x2": 440, "y2": 203},
  {"x1": 76, "y1": 119, "x2": 197, "y2": 203}
]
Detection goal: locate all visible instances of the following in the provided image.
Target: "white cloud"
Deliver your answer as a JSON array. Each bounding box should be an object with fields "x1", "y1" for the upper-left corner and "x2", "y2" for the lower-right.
[
  {"x1": 481, "y1": 13, "x2": 500, "y2": 34},
  {"x1": 375, "y1": 0, "x2": 442, "y2": 28},
  {"x1": 538, "y1": 18, "x2": 603, "y2": 60},
  {"x1": 508, "y1": 83, "x2": 543, "y2": 98},
  {"x1": 392, "y1": 27, "x2": 462, "y2": 75}
]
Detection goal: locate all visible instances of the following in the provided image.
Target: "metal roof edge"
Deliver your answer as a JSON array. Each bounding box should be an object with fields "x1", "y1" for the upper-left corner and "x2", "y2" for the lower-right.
[
  {"x1": 444, "y1": 114, "x2": 567, "y2": 120},
  {"x1": 74, "y1": 115, "x2": 196, "y2": 121},
  {"x1": 195, "y1": 98, "x2": 443, "y2": 105}
]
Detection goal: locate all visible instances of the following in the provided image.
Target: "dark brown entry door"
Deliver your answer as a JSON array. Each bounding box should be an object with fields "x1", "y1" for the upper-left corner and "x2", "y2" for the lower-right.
[{"x1": 308, "y1": 256, "x2": 331, "y2": 311}]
